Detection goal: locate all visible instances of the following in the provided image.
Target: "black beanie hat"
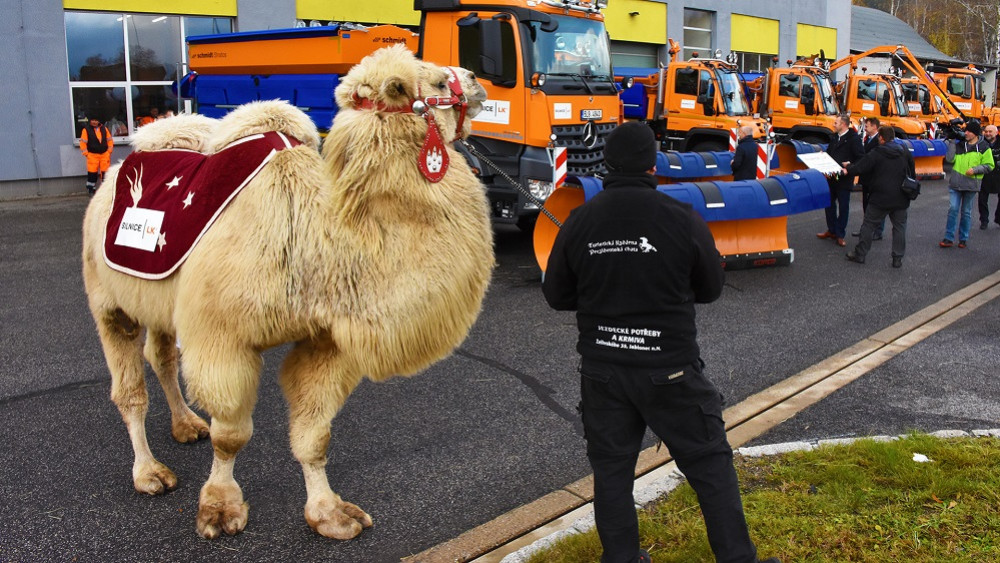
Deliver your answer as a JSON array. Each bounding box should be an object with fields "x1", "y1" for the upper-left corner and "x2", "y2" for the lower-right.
[
  {"x1": 966, "y1": 119, "x2": 982, "y2": 136},
  {"x1": 605, "y1": 122, "x2": 657, "y2": 173}
]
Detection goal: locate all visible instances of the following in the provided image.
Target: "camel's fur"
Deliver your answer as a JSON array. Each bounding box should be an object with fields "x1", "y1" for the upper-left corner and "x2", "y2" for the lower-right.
[{"x1": 81, "y1": 45, "x2": 493, "y2": 540}]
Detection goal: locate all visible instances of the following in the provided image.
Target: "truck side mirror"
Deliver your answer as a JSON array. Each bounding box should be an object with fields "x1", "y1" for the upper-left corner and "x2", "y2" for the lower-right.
[{"x1": 479, "y1": 19, "x2": 505, "y2": 82}]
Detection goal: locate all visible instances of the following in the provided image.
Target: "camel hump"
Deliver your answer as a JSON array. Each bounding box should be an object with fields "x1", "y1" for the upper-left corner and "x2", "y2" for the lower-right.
[
  {"x1": 209, "y1": 99, "x2": 321, "y2": 153},
  {"x1": 131, "y1": 113, "x2": 219, "y2": 153}
]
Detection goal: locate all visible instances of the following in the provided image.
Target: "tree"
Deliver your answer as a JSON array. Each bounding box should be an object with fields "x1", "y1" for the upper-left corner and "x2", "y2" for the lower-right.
[{"x1": 853, "y1": 0, "x2": 1000, "y2": 65}]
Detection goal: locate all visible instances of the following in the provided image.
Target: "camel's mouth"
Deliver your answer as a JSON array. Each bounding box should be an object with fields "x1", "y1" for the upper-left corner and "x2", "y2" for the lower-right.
[{"x1": 451, "y1": 67, "x2": 487, "y2": 119}]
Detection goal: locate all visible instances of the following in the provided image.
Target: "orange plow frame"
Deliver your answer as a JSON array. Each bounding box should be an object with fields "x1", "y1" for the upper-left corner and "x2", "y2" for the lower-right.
[{"x1": 534, "y1": 185, "x2": 794, "y2": 272}]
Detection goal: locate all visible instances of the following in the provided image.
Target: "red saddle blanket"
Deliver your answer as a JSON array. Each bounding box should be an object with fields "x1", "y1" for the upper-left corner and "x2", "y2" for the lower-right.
[{"x1": 103, "y1": 131, "x2": 300, "y2": 279}]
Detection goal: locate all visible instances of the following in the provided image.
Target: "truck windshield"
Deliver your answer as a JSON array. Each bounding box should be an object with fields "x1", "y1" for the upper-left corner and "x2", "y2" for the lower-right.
[
  {"x1": 814, "y1": 74, "x2": 839, "y2": 114},
  {"x1": 529, "y1": 16, "x2": 612, "y2": 82},
  {"x1": 714, "y1": 70, "x2": 751, "y2": 115}
]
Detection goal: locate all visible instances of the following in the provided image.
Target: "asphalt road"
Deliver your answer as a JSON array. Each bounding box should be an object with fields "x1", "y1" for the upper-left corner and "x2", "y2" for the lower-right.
[{"x1": 1, "y1": 181, "x2": 998, "y2": 562}]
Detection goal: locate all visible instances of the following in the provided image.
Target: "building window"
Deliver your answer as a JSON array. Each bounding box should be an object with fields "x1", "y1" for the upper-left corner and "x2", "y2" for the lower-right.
[
  {"x1": 65, "y1": 11, "x2": 233, "y2": 140},
  {"x1": 733, "y1": 52, "x2": 775, "y2": 74},
  {"x1": 682, "y1": 9, "x2": 713, "y2": 62},
  {"x1": 610, "y1": 41, "x2": 659, "y2": 69}
]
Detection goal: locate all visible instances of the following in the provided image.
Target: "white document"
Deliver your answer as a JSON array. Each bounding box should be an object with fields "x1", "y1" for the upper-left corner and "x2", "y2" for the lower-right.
[
  {"x1": 114, "y1": 206, "x2": 165, "y2": 252},
  {"x1": 797, "y1": 151, "x2": 844, "y2": 175}
]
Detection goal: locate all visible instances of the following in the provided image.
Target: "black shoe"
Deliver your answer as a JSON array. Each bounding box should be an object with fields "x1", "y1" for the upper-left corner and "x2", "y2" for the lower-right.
[
  {"x1": 637, "y1": 549, "x2": 652, "y2": 563},
  {"x1": 981, "y1": 222, "x2": 989, "y2": 230},
  {"x1": 892, "y1": 256, "x2": 902, "y2": 268},
  {"x1": 851, "y1": 230, "x2": 861, "y2": 237},
  {"x1": 846, "y1": 251, "x2": 865, "y2": 264},
  {"x1": 872, "y1": 233, "x2": 883, "y2": 240}
]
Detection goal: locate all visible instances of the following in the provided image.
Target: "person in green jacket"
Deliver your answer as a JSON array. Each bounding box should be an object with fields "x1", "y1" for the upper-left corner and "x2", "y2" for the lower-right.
[{"x1": 941, "y1": 120, "x2": 995, "y2": 248}]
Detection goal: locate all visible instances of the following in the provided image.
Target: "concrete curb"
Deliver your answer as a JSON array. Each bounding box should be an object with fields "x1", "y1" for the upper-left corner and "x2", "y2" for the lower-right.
[{"x1": 496, "y1": 429, "x2": 1000, "y2": 563}]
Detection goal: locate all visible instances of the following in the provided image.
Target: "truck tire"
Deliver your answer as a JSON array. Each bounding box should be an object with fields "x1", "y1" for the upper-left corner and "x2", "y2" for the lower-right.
[{"x1": 691, "y1": 140, "x2": 727, "y2": 153}]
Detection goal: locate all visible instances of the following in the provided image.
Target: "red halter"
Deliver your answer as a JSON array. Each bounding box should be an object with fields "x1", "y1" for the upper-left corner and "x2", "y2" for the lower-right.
[{"x1": 350, "y1": 68, "x2": 469, "y2": 183}]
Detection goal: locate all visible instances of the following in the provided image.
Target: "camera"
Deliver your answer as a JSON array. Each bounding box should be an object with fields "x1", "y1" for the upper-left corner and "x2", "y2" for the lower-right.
[{"x1": 939, "y1": 118, "x2": 966, "y2": 140}]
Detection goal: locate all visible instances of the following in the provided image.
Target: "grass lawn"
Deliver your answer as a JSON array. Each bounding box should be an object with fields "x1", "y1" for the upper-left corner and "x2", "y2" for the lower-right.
[{"x1": 526, "y1": 433, "x2": 1000, "y2": 562}]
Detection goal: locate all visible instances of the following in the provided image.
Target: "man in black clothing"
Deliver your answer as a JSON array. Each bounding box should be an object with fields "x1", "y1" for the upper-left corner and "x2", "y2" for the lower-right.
[
  {"x1": 817, "y1": 114, "x2": 864, "y2": 246},
  {"x1": 852, "y1": 117, "x2": 885, "y2": 240},
  {"x1": 978, "y1": 124, "x2": 1000, "y2": 229},
  {"x1": 844, "y1": 126, "x2": 914, "y2": 268},
  {"x1": 542, "y1": 122, "x2": 778, "y2": 563},
  {"x1": 730, "y1": 125, "x2": 758, "y2": 181}
]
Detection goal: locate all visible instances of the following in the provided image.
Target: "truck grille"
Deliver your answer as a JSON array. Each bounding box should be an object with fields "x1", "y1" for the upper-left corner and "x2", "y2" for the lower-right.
[{"x1": 552, "y1": 122, "x2": 616, "y2": 176}]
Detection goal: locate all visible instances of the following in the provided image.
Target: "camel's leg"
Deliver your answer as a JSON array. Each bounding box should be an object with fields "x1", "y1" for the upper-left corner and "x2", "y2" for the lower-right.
[
  {"x1": 96, "y1": 308, "x2": 178, "y2": 495},
  {"x1": 183, "y1": 343, "x2": 260, "y2": 539},
  {"x1": 144, "y1": 330, "x2": 209, "y2": 443},
  {"x1": 279, "y1": 340, "x2": 371, "y2": 540}
]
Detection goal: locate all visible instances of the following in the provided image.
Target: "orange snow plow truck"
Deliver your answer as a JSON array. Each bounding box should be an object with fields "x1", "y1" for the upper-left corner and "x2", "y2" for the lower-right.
[{"x1": 181, "y1": 0, "x2": 625, "y2": 229}]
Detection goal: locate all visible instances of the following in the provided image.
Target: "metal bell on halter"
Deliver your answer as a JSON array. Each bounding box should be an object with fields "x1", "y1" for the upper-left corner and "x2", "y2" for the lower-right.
[{"x1": 411, "y1": 100, "x2": 429, "y2": 115}]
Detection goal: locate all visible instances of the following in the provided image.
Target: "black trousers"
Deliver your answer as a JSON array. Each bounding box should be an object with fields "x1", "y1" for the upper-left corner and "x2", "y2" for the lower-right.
[
  {"x1": 854, "y1": 203, "x2": 906, "y2": 259},
  {"x1": 978, "y1": 188, "x2": 1000, "y2": 225},
  {"x1": 580, "y1": 358, "x2": 758, "y2": 563}
]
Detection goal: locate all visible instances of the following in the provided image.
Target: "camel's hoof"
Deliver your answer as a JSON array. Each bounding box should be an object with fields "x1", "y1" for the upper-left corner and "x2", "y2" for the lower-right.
[
  {"x1": 172, "y1": 414, "x2": 210, "y2": 443},
  {"x1": 305, "y1": 495, "x2": 373, "y2": 540},
  {"x1": 133, "y1": 461, "x2": 178, "y2": 495},
  {"x1": 196, "y1": 483, "x2": 249, "y2": 539}
]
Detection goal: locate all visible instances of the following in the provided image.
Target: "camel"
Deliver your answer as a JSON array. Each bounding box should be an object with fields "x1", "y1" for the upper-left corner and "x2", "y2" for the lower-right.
[{"x1": 81, "y1": 45, "x2": 493, "y2": 540}]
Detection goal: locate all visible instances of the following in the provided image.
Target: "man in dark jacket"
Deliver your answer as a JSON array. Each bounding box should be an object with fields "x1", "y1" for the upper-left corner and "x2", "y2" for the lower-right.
[
  {"x1": 543, "y1": 122, "x2": 779, "y2": 563},
  {"x1": 853, "y1": 117, "x2": 885, "y2": 240},
  {"x1": 730, "y1": 125, "x2": 758, "y2": 180},
  {"x1": 843, "y1": 126, "x2": 914, "y2": 268},
  {"x1": 817, "y1": 114, "x2": 865, "y2": 246},
  {"x1": 977, "y1": 124, "x2": 1000, "y2": 229}
]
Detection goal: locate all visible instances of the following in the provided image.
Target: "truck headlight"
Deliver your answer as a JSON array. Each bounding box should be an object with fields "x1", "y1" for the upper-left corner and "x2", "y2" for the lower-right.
[{"x1": 528, "y1": 179, "x2": 555, "y2": 201}]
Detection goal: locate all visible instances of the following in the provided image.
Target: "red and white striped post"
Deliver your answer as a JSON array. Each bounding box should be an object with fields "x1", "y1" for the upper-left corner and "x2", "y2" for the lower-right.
[
  {"x1": 552, "y1": 146, "x2": 567, "y2": 188},
  {"x1": 729, "y1": 128, "x2": 738, "y2": 152},
  {"x1": 928, "y1": 122, "x2": 938, "y2": 139},
  {"x1": 755, "y1": 143, "x2": 768, "y2": 179}
]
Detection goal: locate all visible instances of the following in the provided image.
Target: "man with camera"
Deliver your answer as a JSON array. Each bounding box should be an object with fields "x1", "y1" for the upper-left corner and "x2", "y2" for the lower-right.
[
  {"x1": 940, "y1": 120, "x2": 994, "y2": 248},
  {"x1": 977, "y1": 124, "x2": 1000, "y2": 229}
]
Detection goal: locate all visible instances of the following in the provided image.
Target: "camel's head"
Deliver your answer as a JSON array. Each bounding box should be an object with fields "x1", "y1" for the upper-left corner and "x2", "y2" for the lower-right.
[{"x1": 335, "y1": 45, "x2": 487, "y2": 143}]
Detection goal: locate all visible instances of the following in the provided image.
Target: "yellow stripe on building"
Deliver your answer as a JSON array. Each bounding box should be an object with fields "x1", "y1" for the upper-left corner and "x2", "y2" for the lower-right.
[
  {"x1": 297, "y1": 1, "x2": 420, "y2": 26},
  {"x1": 63, "y1": 0, "x2": 236, "y2": 16},
  {"x1": 797, "y1": 23, "x2": 837, "y2": 59},
  {"x1": 731, "y1": 14, "x2": 778, "y2": 54},
  {"x1": 605, "y1": 0, "x2": 666, "y2": 44}
]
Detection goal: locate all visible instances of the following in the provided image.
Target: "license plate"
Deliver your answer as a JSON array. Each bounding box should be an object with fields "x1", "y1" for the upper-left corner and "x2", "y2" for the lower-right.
[{"x1": 580, "y1": 109, "x2": 602, "y2": 120}]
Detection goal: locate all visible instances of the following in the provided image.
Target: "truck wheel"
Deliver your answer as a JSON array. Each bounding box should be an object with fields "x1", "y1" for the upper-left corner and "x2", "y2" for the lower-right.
[{"x1": 691, "y1": 140, "x2": 726, "y2": 153}]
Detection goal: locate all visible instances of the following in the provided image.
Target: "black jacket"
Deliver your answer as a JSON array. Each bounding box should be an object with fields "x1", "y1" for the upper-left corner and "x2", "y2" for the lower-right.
[
  {"x1": 730, "y1": 136, "x2": 758, "y2": 181},
  {"x1": 542, "y1": 171, "x2": 724, "y2": 368},
  {"x1": 846, "y1": 142, "x2": 914, "y2": 210},
  {"x1": 826, "y1": 128, "x2": 865, "y2": 190},
  {"x1": 858, "y1": 132, "x2": 880, "y2": 191},
  {"x1": 983, "y1": 137, "x2": 1000, "y2": 194}
]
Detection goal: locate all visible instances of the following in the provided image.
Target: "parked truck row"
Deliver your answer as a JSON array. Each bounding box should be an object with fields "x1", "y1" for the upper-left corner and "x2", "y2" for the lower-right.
[{"x1": 174, "y1": 1, "x2": 1000, "y2": 230}]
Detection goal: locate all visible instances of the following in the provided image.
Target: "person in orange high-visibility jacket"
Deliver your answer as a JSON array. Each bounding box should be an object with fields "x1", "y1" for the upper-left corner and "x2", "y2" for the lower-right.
[{"x1": 80, "y1": 116, "x2": 113, "y2": 195}]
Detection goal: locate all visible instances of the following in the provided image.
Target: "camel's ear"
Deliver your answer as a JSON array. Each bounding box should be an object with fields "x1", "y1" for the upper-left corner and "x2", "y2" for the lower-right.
[{"x1": 380, "y1": 76, "x2": 413, "y2": 105}]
